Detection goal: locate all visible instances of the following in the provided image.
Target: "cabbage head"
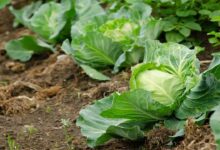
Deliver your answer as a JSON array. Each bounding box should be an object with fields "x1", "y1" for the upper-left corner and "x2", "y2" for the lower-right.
[
  {"x1": 130, "y1": 42, "x2": 200, "y2": 109},
  {"x1": 99, "y1": 18, "x2": 139, "y2": 43},
  {"x1": 130, "y1": 64, "x2": 185, "y2": 108}
]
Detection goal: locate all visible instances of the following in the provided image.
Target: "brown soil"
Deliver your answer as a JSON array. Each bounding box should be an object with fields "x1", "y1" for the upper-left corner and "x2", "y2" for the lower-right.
[
  {"x1": 176, "y1": 120, "x2": 216, "y2": 150},
  {"x1": 0, "y1": 47, "x2": 131, "y2": 149},
  {"x1": 0, "y1": 3, "x2": 218, "y2": 150}
]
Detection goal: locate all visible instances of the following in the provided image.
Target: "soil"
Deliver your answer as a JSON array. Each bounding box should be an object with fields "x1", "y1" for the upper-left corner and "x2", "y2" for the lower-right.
[{"x1": 0, "y1": 3, "x2": 218, "y2": 150}]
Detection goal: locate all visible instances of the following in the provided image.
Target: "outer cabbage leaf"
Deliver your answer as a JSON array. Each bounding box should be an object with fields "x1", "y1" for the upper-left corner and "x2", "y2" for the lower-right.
[
  {"x1": 80, "y1": 64, "x2": 110, "y2": 81},
  {"x1": 61, "y1": 39, "x2": 74, "y2": 57},
  {"x1": 49, "y1": 0, "x2": 76, "y2": 40},
  {"x1": 128, "y1": 2, "x2": 152, "y2": 22},
  {"x1": 164, "y1": 118, "x2": 185, "y2": 130},
  {"x1": 110, "y1": 2, "x2": 152, "y2": 23},
  {"x1": 30, "y1": 2, "x2": 61, "y2": 42},
  {"x1": 130, "y1": 63, "x2": 185, "y2": 108},
  {"x1": 9, "y1": 1, "x2": 43, "y2": 27},
  {"x1": 70, "y1": 32, "x2": 123, "y2": 68},
  {"x1": 210, "y1": 105, "x2": 220, "y2": 150},
  {"x1": 28, "y1": 0, "x2": 75, "y2": 42},
  {"x1": 205, "y1": 53, "x2": 220, "y2": 79},
  {"x1": 175, "y1": 53, "x2": 220, "y2": 119},
  {"x1": 113, "y1": 45, "x2": 144, "y2": 73},
  {"x1": 62, "y1": 39, "x2": 111, "y2": 81},
  {"x1": 5, "y1": 36, "x2": 54, "y2": 62},
  {"x1": 76, "y1": 94, "x2": 144, "y2": 148},
  {"x1": 10, "y1": 0, "x2": 76, "y2": 42},
  {"x1": 71, "y1": 0, "x2": 105, "y2": 38},
  {"x1": 139, "y1": 18, "x2": 163, "y2": 40},
  {"x1": 75, "y1": 0, "x2": 105, "y2": 21},
  {"x1": 102, "y1": 89, "x2": 173, "y2": 121}
]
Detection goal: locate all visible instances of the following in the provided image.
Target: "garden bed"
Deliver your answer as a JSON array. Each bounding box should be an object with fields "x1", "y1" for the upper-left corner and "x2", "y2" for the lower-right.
[
  {"x1": 0, "y1": 26, "x2": 216, "y2": 150},
  {"x1": 0, "y1": 1, "x2": 219, "y2": 150}
]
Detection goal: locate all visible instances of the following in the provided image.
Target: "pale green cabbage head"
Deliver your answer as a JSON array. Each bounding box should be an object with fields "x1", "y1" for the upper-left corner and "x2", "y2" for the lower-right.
[
  {"x1": 99, "y1": 18, "x2": 139, "y2": 42},
  {"x1": 130, "y1": 42, "x2": 200, "y2": 109},
  {"x1": 130, "y1": 64, "x2": 185, "y2": 107}
]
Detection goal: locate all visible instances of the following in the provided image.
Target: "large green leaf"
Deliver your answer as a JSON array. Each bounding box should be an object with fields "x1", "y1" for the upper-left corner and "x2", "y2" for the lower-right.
[
  {"x1": 49, "y1": 0, "x2": 76, "y2": 40},
  {"x1": 205, "y1": 53, "x2": 220, "y2": 79},
  {"x1": 75, "y1": 0, "x2": 105, "y2": 21},
  {"x1": 210, "y1": 105, "x2": 220, "y2": 150},
  {"x1": 9, "y1": 1, "x2": 43, "y2": 27},
  {"x1": 30, "y1": 0, "x2": 75, "y2": 42},
  {"x1": 72, "y1": 32, "x2": 123, "y2": 68},
  {"x1": 10, "y1": 0, "x2": 75, "y2": 42},
  {"x1": 175, "y1": 75, "x2": 219, "y2": 120},
  {"x1": 5, "y1": 36, "x2": 54, "y2": 62},
  {"x1": 76, "y1": 95, "x2": 144, "y2": 148},
  {"x1": 139, "y1": 18, "x2": 163, "y2": 40},
  {"x1": 80, "y1": 64, "x2": 110, "y2": 81},
  {"x1": 175, "y1": 54, "x2": 220, "y2": 119},
  {"x1": 30, "y1": 2, "x2": 62, "y2": 42},
  {"x1": 108, "y1": 2, "x2": 151, "y2": 23},
  {"x1": 113, "y1": 45, "x2": 144, "y2": 73},
  {"x1": 62, "y1": 40, "x2": 111, "y2": 81},
  {"x1": 102, "y1": 89, "x2": 172, "y2": 121},
  {"x1": 71, "y1": 0, "x2": 105, "y2": 38},
  {"x1": 164, "y1": 118, "x2": 185, "y2": 130},
  {"x1": 61, "y1": 39, "x2": 74, "y2": 57},
  {"x1": 128, "y1": 2, "x2": 152, "y2": 22}
]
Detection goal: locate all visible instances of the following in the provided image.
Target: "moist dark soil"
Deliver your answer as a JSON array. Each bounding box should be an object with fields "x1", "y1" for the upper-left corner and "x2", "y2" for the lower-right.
[{"x1": 0, "y1": 3, "x2": 218, "y2": 150}]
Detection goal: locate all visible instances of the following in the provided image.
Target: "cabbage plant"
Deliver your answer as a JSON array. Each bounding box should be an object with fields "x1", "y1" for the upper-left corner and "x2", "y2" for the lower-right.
[
  {"x1": 61, "y1": 2, "x2": 163, "y2": 80},
  {"x1": 76, "y1": 41, "x2": 220, "y2": 148},
  {"x1": 5, "y1": 0, "x2": 76, "y2": 61},
  {"x1": 9, "y1": 0, "x2": 76, "y2": 43}
]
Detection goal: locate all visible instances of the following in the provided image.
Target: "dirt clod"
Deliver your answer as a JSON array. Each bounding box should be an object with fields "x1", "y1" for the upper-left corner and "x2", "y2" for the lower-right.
[
  {"x1": 4, "y1": 61, "x2": 26, "y2": 73},
  {"x1": 145, "y1": 127, "x2": 174, "y2": 150}
]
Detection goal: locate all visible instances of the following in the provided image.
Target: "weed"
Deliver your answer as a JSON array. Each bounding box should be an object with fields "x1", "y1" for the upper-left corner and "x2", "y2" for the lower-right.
[
  {"x1": 61, "y1": 118, "x2": 75, "y2": 150},
  {"x1": 7, "y1": 135, "x2": 20, "y2": 150}
]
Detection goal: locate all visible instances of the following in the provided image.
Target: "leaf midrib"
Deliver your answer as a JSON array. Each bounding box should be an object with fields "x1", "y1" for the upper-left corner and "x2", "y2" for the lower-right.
[{"x1": 85, "y1": 42, "x2": 115, "y2": 65}]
